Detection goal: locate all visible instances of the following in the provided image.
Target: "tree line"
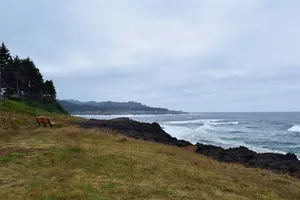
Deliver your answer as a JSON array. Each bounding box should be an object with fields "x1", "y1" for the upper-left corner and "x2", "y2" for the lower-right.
[{"x1": 0, "y1": 42, "x2": 56, "y2": 101}]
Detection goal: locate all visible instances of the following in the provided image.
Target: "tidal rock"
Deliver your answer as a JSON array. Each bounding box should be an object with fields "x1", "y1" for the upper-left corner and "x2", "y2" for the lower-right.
[{"x1": 196, "y1": 143, "x2": 300, "y2": 177}]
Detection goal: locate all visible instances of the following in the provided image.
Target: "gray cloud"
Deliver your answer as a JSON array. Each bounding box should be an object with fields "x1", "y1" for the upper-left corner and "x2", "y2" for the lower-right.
[{"x1": 1, "y1": 0, "x2": 300, "y2": 111}]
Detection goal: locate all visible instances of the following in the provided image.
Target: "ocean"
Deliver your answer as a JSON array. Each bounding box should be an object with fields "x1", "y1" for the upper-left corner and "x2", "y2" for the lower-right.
[{"x1": 78, "y1": 112, "x2": 300, "y2": 158}]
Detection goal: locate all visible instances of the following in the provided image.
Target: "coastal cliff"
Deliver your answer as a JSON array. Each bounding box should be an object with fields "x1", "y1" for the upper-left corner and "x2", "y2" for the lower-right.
[
  {"x1": 78, "y1": 118, "x2": 300, "y2": 178},
  {"x1": 77, "y1": 118, "x2": 191, "y2": 147}
]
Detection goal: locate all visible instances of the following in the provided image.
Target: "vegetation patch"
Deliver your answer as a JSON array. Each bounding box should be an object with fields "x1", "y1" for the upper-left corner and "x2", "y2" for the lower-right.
[
  {"x1": 67, "y1": 147, "x2": 81, "y2": 153},
  {"x1": 25, "y1": 179, "x2": 47, "y2": 188},
  {"x1": 101, "y1": 182, "x2": 121, "y2": 189},
  {"x1": 0, "y1": 100, "x2": 68, "y2": 116},
  {"x1": 49, "y1": 147, "x2": 81, "y2": 156},
  {"x1": 80, "y1": 184, "x2": 117, "y2": 200},
  {"x1": 0, "y1": 156, "x2": 12, "y2": 162},
  {"x1": 0, "y1": 147, "x2": 48, "y2": 156},
  {"x1": 153, "y1": 188, "x2": 174, "y2": 197}
]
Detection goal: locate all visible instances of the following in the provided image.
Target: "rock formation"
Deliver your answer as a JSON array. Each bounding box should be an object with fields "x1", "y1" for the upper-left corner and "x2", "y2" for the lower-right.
[{"x1": 77, "y1": 118, "x2": 191, "y2": 147}]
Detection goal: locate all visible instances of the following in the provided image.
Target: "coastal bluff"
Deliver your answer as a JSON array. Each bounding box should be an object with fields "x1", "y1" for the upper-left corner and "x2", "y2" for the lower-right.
[
  {"x1": 77, "y1": 118, "x2": 192, "y2": 147},
  {"x1": 77, "y1": 118, "x2": 300, "y2": 178}
]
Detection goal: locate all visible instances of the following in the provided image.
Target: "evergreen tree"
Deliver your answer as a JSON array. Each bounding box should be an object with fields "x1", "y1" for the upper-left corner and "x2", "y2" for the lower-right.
[
  {"x1": 0, "y1": 42, "x2": 58, "y2": 102},
  {"x1": 44, "y1": 80, "x2": 56, "y2": 99},
  {"x1": 2, "y1": 56, "x2": 22, "y2": 97},
  {"x1": 0, "y1": 42, "x2": 11, "y2": 98},
  {"x1": 11, "y1": 56, "x2": 23, "y2": 97},
  {"x1": 21, "y1": 57, "x2": 44, "y2": 99}
]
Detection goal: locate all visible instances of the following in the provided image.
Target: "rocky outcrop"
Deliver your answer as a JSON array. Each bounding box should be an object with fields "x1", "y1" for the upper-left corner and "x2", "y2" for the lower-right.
[
  {"x1": 196, "y1": 143, "x2": 300, "y2": 177},
  {"x1": 77, "y1": 118, "x2": 191, "y2": 147},
  {"x1": 77, "y1": 118, "x2": 300, "y2": 177}
]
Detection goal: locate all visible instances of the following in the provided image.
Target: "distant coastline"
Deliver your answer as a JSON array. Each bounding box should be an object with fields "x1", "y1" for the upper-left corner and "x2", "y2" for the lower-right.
[
  {"x1": 72, "y1": 111, "x2": 188, "y2": 115},
  {"x1": 58, "y1": 99, "x2": 188, "y2": 115}
]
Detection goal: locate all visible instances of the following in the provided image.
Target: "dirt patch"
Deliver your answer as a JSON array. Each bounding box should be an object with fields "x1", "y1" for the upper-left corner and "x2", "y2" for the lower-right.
[{"x1": 0, "y1": 147, "x2": 48, "y2": 156}]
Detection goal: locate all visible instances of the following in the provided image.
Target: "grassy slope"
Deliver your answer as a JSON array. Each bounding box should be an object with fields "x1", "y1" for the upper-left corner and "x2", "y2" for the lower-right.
[
  {"x1": 1, "y1": 111, "x2": 300, "y2": 200},
  {"x1": 0, "y1": 99, "x2": 68, "y2": 116}
]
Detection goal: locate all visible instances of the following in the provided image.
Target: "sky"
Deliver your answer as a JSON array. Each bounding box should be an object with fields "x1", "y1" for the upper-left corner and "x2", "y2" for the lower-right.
[{"x1": 1, "y1": 0, "x2": 300, "y2": 112}]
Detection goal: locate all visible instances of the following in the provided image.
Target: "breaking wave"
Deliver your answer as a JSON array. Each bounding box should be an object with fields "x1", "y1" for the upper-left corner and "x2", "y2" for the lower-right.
[
  {"x1": 288, "y1": 125, "x2": 300, "y2": 133},
  {"x1": 165, "y1": 119, "x2": 219, "y2": 125},
  {"x1": 165, "y1": 119, "x2": 239, "y2": 126},
  {"x1": 210, "y1": 121, "x2": 239, "y2": 125}
]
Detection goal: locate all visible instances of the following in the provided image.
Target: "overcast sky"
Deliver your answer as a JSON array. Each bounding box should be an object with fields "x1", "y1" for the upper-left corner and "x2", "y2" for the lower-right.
[{"x1": 1, "y1": 0, "x2": 300, "y2": 112}]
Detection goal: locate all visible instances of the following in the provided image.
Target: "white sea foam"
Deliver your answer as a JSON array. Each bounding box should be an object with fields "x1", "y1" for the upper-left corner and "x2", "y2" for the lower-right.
[
  {"x1": 161, "y1": 125, "x2": 192, "y2": 140},
  {"x1": 166, "y1": 119, "x2": 239, "y2": 126},
  {"x1": 163, "y1": 123, "x2": 296, "y2": 158},
  {"x1": 210, "y1": 121, "x2": 239, "y2": 125},
  {"x1": 165, "y1": 119, "x2": 220, "y2": 124},
  {"x1": 288, "y1": 125, "x2": 300, "y2": 133},
  {"x1": 196, "y1": 123, "x2": 216, "y2": 132}
]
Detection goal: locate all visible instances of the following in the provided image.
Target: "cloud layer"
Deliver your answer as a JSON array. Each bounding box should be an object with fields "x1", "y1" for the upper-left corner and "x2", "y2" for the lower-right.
[{"x1": 1, "y1": 0, "x2": 300, "y2": 111}]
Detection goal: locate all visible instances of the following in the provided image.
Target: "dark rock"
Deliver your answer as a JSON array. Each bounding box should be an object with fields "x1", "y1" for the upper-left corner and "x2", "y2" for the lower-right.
[
  {"x1": 175, "y1": 139, "x2": 192, "y2": 147},
  {"x1": 196, "y1": 143, "x2": 300, "y2": 177},
  {"x1": 77, "y1": 118, "x2": 192, "y2": 147}
]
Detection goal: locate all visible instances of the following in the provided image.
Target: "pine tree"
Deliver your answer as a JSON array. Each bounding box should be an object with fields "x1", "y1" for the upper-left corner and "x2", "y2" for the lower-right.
[
  {"x1": 44, "y1": 80, "x2": 56, "y2": 99},
  {"x1": 11, "y1": 56, "x2": 23, "y2": 97},
  {"x1": 0, "y1": 43, "x2": 58, "y2": 102},
  {"x1": 0, "y1": 42, "x2": 11, "y2": 98},
  {"x1": 2, "y1": 56, "x2": 21, "y2": 97},
  {"x1": 21, "y1": 57, "x2": 44, "y2": 100}
]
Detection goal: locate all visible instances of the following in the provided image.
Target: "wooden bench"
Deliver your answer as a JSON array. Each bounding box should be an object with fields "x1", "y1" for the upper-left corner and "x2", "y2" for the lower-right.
[{"x1": 36, "y1": 117, "x2": 55, "y2": 128}]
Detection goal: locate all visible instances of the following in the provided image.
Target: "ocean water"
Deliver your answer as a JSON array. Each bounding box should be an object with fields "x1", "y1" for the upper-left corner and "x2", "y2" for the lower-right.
[{"x1": 78, "y1": 113, "x2": 300, "y2": 158}]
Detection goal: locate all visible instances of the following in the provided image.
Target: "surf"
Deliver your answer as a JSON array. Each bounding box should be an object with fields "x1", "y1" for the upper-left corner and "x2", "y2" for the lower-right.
[{"x1": 288, "y1": 125, "x2": 300, "y2": 133}]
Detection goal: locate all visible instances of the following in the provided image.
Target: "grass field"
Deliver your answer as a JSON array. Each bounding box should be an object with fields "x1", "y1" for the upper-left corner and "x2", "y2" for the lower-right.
[
  {"x1": 0, "y1": 99, "x2": 68, "y2": 116},
  {"x1": 1, "y1": 111, "x2": 300, "y2": 200}
]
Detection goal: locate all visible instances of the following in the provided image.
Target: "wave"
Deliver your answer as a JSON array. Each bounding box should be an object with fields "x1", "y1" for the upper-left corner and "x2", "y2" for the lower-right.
[
  {"x1": 161, "y1": 125, "x2": 192, "y2": 140},
  {"x1": 163, "y1": 123, "x2": 299, "y2": 159},
  {"x1": 166, "y1": 119, "x2": 239, "y2": 126},
  {"x1": 165, "y1": 119, "x2": 220, "y2": 125},
  {"x1": 288, "y1": 125, "x2": 300, "y2": 133},
  {"x1": 210, "y1": 121, "x2": 239, "y2": 125},
  {"x1": 195, "y1": 123, "x2": 215, "y2": 132},
  {"x1": 229, "y1": 131, "x2": 246, "y2": 134},
  {"x1": 219, "y1": 136, "x2": 245, "y2": 141}
]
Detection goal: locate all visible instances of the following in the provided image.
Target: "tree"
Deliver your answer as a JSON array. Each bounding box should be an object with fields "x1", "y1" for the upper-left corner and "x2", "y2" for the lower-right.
[
  {"x1": 21, "y1": 57, "x2": 44, "y2": 100},
  {"x1": 0, "y1": 42, "x2": 11, "y2": 98},
  {"x1": 1, "y1": 56, "x2": 23, "y2": 97},
  {"x1": 44, "y1": 80, "x2": 56, "y2": 99},
  {"x1": 0, "y1": 42, "x2": 58, "y2": 102},
  {"x1": 11, "y1": 56, "x2": 23, "y2": 97}
]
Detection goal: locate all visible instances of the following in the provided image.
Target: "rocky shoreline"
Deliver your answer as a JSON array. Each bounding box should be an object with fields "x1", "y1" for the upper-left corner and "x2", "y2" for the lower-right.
[
  {"x1": 77, "y1": 118, "x2": 192, "y2": 147},
  {"x1": 77, "y1": 118, "x2": 300, "y2": 178},
  {"x1": 196, "y1": 144, "x2": 300, "y2": 177}
]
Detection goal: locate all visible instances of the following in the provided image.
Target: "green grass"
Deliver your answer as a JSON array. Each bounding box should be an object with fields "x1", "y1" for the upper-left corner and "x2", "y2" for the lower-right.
[
  {"x1": 0, "y1": 152, "x2": 23, "y2": 163},
  {"x1": 1, "y1": 111, "x2": 300, "y2": 200},
  {"x1": 0, "y1": 99, "x2": 68, "y2": 116}
]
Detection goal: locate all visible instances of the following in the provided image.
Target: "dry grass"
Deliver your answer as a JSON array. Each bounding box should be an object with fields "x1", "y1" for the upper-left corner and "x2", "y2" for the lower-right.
[{"x1": 1, "y1": 111, "x2": 300, "y2": 200}]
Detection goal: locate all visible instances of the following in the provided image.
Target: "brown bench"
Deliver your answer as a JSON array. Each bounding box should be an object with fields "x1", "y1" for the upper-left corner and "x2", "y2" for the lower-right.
[{"x1": 36, "y1": 117, "x2": 55, "y2": 128}]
